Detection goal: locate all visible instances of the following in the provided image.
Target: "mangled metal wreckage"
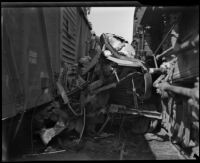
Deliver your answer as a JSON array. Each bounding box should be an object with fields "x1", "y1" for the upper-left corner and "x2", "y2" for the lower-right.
[
  {"x1": 33, "y1": 33, "x2": 162, "y2": 148},
  {"x1": 29, "y1": 7, "x2": 199, "y2": 159},
  {"x1": 2, "y1": 7, "x2": 199, "y2": 160}
]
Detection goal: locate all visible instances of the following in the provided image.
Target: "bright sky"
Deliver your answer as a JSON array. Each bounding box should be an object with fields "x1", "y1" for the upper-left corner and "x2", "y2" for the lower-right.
[{"x1": 88, "y1": 7, "x2": 135, "y2": 43}]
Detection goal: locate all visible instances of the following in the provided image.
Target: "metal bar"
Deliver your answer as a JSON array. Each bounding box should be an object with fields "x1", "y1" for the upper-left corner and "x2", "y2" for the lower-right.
[
  {"x1": 113, "y1": 69, "x2": 120, "y2": 82},
  {"x1": 93, "y1": 83, "x2": 117, "y2": 94},
  {"x1": 89, "y1": 80, "x2": 104, "y2": 91},
  {"x1": 156, "y1": 46, "x2": 174, "y2": 60},
  {"x1": 119, "y1": 72, "x2": 141, "y2": 82},
  {"x1": 154, "y1": 23, "x2": 176, "y2": 56},
  {"x1": 97, "y1": 115, "x2": 111, "y2": 135},
  {"x1": 153, "y1": 74, "x2": 166, "y2": 87},
  {"x1": 156, "y1": 35, "x2": 199, "y2": 60},
  {"x1": 109, "y1": 104, "x2": 162, "y2": 119},
  {"x1": 67, "y1": 81, "x2": 90, "y2": 96},
  {"x1": 2, "y1": 1, "x2": 142, "y2": 7},
  {"x1": 153, "y1": 55, "x2": 158, "y2": 68},
  {"x1": 153, "y1": 23, "x2": 177, "y2": 67}
]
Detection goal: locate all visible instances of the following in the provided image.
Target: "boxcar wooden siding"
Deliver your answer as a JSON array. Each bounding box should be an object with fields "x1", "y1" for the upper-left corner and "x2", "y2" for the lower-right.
[{"x1": 2, "y1": 7, "x2": 91, "y2": 118}]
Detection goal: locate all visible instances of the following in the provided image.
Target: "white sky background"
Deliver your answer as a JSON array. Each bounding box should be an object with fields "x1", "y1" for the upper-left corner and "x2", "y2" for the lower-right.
[{"x1": 88, "y1": 7, "x2": 135, "y2": 43}]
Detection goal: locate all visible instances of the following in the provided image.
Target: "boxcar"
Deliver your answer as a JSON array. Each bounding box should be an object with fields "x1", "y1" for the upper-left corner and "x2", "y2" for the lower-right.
[
  {"x1": 2, "y1": 7, "x2": 92, "y2": 119},
  {"x1": 2, "y1": 7, "x2": 92, "y2": 160}
]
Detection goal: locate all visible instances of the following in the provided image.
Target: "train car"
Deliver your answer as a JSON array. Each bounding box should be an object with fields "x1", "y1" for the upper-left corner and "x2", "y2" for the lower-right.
[
  {"x1": 132, "y1": 6, "x2": 199, "y2": 158},
  {"x1": 2, "y1": 7, "x2": 92, "y2": 160}
]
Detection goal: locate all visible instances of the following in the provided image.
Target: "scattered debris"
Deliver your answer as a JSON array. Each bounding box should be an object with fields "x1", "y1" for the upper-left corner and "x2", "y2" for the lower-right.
[
  {"x1": 40, "y1": 120, "x2": 66, "y2": 145},
  {"x1": 29, "y1": 33, "x2": 163, "y2": 157}
]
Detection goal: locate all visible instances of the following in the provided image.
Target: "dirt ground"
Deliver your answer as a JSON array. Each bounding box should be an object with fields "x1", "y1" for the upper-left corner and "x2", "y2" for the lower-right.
[{"x1": 17, "y1": 127, "x2": 184, "y2": 160}]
